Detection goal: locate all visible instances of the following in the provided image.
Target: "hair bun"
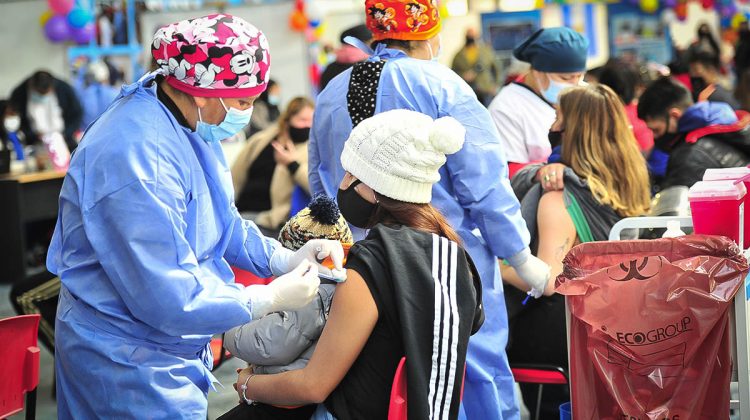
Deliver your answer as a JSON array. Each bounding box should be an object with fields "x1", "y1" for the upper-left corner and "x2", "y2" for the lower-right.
[{"x1": 429, "y1": 117, "x2": 466, "y2": 155}]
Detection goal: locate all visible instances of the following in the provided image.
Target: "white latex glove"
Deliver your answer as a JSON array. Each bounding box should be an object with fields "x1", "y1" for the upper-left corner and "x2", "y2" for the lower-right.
[
  {"x1": 269, "y1": 239, "x2": 346, "y2": 281},
  {"x1": 247, "y1": 260, "x2": 320, "y2": 319},
  {"x1": 508, "y1": 248, "x2": 551, "y2": 299}
]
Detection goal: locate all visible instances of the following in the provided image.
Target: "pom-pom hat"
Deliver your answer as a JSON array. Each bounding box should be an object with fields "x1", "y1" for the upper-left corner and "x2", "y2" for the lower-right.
[
  {"x1": 151, "y1": 14, "x2": 271, "y2": 98},
  {"x1": 340, "y1": 109, "x2": 465, "y2": 204},
  {"x1": 278, "y1": 195, "x2": 353, "y2": 251}
]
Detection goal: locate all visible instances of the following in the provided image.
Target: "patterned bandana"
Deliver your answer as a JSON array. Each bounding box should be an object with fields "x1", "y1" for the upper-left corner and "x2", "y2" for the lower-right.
[
  {"x1": 151, "y1": 14, "x2": 271, "y2": 98},
  {"x1": 365, "y1": 0, "x2": 441, "y2": 41}
]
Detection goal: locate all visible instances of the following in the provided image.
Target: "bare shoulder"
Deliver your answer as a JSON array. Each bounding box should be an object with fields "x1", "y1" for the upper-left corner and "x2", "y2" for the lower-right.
[{"x1": 537, "y1": 191, "x2": 576, "y2": 237}]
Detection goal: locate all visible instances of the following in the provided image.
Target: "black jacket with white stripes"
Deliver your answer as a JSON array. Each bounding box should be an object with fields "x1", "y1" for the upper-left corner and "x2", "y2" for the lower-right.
[{"x1": 326, "y1": 224, "x2": 483, "y2": 420}]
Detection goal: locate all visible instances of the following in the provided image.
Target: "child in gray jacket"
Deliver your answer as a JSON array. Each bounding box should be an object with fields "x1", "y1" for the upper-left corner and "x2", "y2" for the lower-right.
[{"x1": 224, "y1": 195, "x2": 353, "y2": 374}]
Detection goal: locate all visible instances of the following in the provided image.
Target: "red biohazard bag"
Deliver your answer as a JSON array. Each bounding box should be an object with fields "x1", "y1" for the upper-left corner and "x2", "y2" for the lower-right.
[{"x1": 556, "y1": 235, "x2": 748, "y2": 420}]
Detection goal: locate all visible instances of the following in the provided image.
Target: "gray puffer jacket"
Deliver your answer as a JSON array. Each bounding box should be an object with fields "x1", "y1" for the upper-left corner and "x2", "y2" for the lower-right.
[{"x1": 224, "y1": 282, "x2": 335, "y2": 374}]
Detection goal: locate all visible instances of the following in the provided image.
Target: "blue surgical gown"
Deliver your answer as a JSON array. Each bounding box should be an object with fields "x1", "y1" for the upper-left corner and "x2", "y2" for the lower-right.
[
  {"x1": 308, "y1": 45, "x2": 530, "y2": 420},
  {"x1": 47, "y1": 74, "x2": 280, "y2": 419},
  {"x1": 79, "y1": 83, "x2": 120, "y2": 130}
]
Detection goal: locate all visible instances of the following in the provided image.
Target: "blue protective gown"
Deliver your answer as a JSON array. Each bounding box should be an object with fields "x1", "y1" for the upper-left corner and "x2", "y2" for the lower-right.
[
  {"x1": 47, "y1": 73, "x2": 280, "y2": 419},
  {"x1": 79, "y1": 83, "x2": 120, "y2": 130},
  {"x1": 308, "y1": 45, "x2": 530, "y2": 420}
]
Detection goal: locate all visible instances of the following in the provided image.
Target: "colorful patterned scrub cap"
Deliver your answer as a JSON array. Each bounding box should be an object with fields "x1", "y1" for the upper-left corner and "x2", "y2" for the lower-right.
[
  {"x1": 151, "y1": 14, "x2": 271, "y2": 98},
  {"x1": 365, "y1": 0, "x2": 441, "y2": 42}
]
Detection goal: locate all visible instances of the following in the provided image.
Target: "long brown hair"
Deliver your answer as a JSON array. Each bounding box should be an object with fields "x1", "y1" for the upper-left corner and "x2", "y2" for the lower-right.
[
  {"x1": 277, "y1": 96, "x2": 314, "y2": 135},
  {"x1": 559, "y1": 84, "x2": 650, "y2": 217},
  {"x1": 369, "y1": 194, "x2": 463, "y2": 244}
]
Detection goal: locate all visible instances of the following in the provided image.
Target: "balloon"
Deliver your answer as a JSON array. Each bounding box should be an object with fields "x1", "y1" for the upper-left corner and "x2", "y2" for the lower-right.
[
  {"x1": 721, "y1": 3, "x2": 738, "y2": 19},
  {"x1": 71, "y1": 22, "x2": 95, "y2": 44},
  {"x1": 47, "y1": 0, "x2": 73, "y2": 15},
  {"x1": 732, "y1": 12, "x2": 747, "y2": 29},
  {"x1": 675, "y1": 2, "x2": 688, "y2": 20},
  {"x1": 40, "y1": 10, "x2": 53, "y2": 26},
  {"x1": 640, "y1": 0, "x2": 658, "y2": 14},
  {"x1": 314, "y1": 22, "x2": 326, "y2": 38},
  {"x1": 702, "y1": 0, "x2": 714, "y2": 9},
  {"x1": 44, "y1": 14, "x2": 70, "y2": 43},
  {"x1": 67, "y1": 7, "x2": 93, "y2": 29},
  {"x1": 663, "y1": 0, "x2": 677, "y2": 7},
  {"x1": 289, "y1": 9, "x2": 307, "y2": 31}
]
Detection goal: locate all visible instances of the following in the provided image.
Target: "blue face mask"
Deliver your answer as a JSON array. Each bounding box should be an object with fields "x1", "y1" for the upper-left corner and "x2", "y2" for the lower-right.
[
  {"x1": 541, "y1": 76, "x2": 575, "y2": 105},
  {"x1": 196, "y1": 98, "x2": 253, "y2": 143},
  {"x1": 30, "y1": 91, "x2": 52, "y2": 104},
  {"x1": 267, "y1": 95, "x2": 281, "y2": 106}
]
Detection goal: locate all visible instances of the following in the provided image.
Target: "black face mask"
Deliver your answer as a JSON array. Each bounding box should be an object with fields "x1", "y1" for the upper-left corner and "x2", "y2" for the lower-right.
[
  {"x1": 465, "y1": 36, "x2": 476, "y2": 46},
  {"x1": 654, "y1": 118, "x2": 680, "y2": 151},
  {"x1": 288, "y1": 125, "x2": 310, "y2": 144},
  {"x1": 548, "y1": 130, "x2": 564, "y2": 149},
  {"x1": 690, "y1": 76, "x2": 708, "y2": 100},
  {"x1": 337, "y1": 179, "x2": 378, "y2": 229}
]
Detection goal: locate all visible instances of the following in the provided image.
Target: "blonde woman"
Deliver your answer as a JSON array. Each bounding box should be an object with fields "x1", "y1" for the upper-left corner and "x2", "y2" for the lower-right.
[{"x1": 502, "y1": 84, "x2": 651, "y2": 418}]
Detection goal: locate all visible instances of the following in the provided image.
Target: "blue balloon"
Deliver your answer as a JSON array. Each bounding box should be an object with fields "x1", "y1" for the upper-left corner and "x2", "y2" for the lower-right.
[{"x1": 67, "y1": 7, "x2": 92, "y2": 29}]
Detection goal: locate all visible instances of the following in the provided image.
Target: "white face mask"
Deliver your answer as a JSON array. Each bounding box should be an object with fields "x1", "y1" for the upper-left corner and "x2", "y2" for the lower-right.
[
  {"x1": 426, "y1": 36, "x2": 442, "y2": 62},
  {"x1": 4, "y1": 115, "x2": 20, "y2": 133}
]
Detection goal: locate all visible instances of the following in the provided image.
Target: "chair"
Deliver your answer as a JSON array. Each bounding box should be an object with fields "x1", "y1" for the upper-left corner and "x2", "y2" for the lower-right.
[
  {"x1": 510, "y1": 364, "x2": 569, "y2": 420},
  {"x1": 387, "y1": 357, "x2": 466, "y2": 420},
  {"x1": 388, "y1": 357, "x2": 407, "y2": 420},
  {"x1": 0, "y1": 314, "x2": 41, "y2": 420}
]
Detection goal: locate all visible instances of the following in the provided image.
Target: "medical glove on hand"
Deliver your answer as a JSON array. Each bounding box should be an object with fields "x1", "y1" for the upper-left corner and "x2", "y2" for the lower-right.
[
  {"x1": 248, "y1": 260, "x2": 320, "y2": 319},
  {"x1": 508, "y1": 247, "x2": 551, "y2": 298},
  {"x1": 269, "y1": 239, "x2": 346, "y2": 281}
]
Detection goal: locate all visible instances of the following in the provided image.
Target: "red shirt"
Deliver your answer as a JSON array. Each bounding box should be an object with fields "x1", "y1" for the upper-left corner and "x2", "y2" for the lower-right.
[{"x1": 625, "y1": 102, "x2": 654, "y2": 152}]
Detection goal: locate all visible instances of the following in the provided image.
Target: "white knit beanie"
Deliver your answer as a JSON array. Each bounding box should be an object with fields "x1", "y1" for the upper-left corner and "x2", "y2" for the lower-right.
[{"x1": 340, "y1": 109, "x2": 466, "y2": 203}]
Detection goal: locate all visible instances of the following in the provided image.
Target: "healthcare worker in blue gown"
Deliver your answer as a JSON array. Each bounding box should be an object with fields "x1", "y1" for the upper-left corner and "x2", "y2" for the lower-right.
[
  {"x1": 47, "y1": 14, "x2": 345, "y2": 419},
  {"x1": 307, "y1": 1, "x2": 551, "y2": 418}
]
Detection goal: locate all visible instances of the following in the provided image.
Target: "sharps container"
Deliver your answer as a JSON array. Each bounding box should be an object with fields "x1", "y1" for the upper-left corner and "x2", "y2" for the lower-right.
[
  {"x1": 688, "y1": 180, "x2": 747, "y2": 248},
  {"x1": 703, "y1": 167, "x2": 750, "y2": 245}
]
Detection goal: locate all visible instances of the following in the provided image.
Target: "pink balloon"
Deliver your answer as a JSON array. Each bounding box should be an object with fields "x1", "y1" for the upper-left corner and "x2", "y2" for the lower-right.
[
  {"x1": 48, "y1": 0, "x2": 74, "y2": 15},
  {"x1": 71, "y1": 23, "x2": 95, "y2": 44}
]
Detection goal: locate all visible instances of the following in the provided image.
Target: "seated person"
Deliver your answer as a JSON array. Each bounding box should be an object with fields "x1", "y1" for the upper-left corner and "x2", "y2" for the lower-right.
[
  {"x1": 687, "y1": 50, "x2": 740, "y2": 109},
  {"x1": 232, "y1": 97, "x2": 314, "y2": 231},
  {"x1": 502, "y1": 84, "x2": 651, "y2": 419},
  {"x1": 222, "y1": 110, "x2": 483, "y2": 420},
  {"x1": 637, "y1": 77, "x2": 750, "y2": 190},
  {"x1": 223, "y1": 194, "x2": 352, "y2": 419}
]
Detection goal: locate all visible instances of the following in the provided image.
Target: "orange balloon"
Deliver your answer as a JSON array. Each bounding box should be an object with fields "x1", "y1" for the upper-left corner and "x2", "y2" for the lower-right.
[
  {"x1": 289, "y1": 10, "x2": 308, "y2": 32},
  {"x1": 675, "y1": 3, "x2": 688, "y2": 21}
]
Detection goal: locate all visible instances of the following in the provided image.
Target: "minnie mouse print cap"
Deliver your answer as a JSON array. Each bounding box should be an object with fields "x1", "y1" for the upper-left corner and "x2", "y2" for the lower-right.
[{"x1": 151, "y1": 14, "x2": 271, "y2": 98}]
